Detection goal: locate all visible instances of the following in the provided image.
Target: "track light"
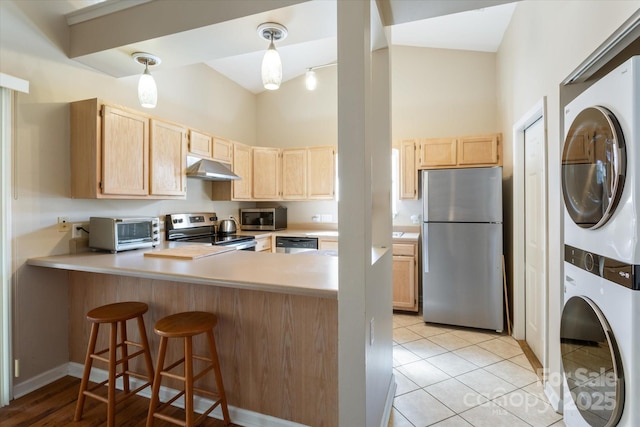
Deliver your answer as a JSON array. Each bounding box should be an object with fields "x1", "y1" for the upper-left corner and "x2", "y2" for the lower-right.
[
  {"x1": 257, "y1": 23, "x2": 287, "y2": 91},
  {"x1": 305, "y1": 69, "x2": 318, "y2": 91},
  {"x1": 132, "y1": 52, "x2": 161, "y2": 108},
  {"x1": 304, "y1": 62, "x2": 337, "y2": 91}
]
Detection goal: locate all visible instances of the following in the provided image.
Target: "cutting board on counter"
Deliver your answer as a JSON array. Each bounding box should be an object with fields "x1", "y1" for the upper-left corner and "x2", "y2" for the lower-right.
[{"x1": 144, "y1": 245, "x2": 236, "y2": 260}]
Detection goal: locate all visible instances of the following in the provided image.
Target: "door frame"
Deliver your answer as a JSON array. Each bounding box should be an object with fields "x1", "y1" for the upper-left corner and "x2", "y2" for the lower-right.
[
  {"x1": 0, "y1": 74, "x2": 29, "y2": 406},
  {"x1": 512, "y1": 98, "x2": 548, "y2": 368}
]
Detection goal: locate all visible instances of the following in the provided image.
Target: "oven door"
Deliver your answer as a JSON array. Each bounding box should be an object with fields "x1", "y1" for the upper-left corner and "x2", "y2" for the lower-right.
[
  {"x1": 562, "y1": 106, "x2": 626, "y2": 229},
  {"x1": 217, "y1": 239, "x2": 257, "y2": 251}
]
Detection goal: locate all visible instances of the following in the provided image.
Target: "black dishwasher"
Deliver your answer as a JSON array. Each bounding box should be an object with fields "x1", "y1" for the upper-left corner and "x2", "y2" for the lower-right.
[{"x1": 275, "y1": 236, "x2": 318, "y2": 254}]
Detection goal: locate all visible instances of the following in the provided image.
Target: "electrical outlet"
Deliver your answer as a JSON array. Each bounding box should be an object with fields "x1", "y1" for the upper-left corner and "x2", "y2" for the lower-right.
[
  {"x1": 57, "y1": 216, "x2": 70, "y2": 232},
  {"x1": 71, "y1": 224, "x2": 83, "y2": 239}
]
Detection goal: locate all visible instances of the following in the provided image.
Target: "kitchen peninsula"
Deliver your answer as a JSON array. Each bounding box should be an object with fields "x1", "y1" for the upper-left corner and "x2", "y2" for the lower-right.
[{"x1": 27, "y1": 248, "x2": 338, "y2": 426}]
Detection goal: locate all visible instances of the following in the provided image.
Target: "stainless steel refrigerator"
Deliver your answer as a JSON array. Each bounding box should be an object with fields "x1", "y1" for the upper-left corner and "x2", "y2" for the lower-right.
[{"x1": 422, "y1": 167, "x2": 503, "y2": 332}]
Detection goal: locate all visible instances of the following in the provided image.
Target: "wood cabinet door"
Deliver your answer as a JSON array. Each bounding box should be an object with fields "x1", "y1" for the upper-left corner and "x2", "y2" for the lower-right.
[
  {"x1": 282, "y1": 148, "x2": 308, "y2": 200},
  {"x1": 319, "y1": 239, "x2": 338, "y2": 251},
  {"x1": 418, "y1": 138, "x2": 457, "y2": 168},
  {"x1": 392, "y1": 255, "x2": 417, "y2": 311},
  {"x1": 307, "y1": 146, "x2": 336, "y2": 200},
  {"x1": 457, "y1": 134, "x2": 501, "y2": 166},
  {"x1": 400, "y1": 139, "x2": 417, "y2": 199},
  {"x1": 101, "y1": 105, "x2": 149, "y2": 196},
  {"x1": 232, "y1": 142, "x2": 252, "y2": 200},
  {"x1": 188, "y1": 130, "x2": 212, "y2": 158},
  {"x1": 252, "y1": 147, "x2": 281, "y2": 200},
  {"x1": 254, "y1": 236, "x2": 273, "y2": 252},
  {"x1": 213, "y1": 137, "x2": 233, "y2": 163},
  {"x1": 150, "y1": 119, "x2": 187, "y2": 196}
]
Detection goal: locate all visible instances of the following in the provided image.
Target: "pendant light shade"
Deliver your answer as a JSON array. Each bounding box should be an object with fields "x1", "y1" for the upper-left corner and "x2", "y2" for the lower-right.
[
  {"x1": 257, "y1": 23, "x2": 287, "y2": 91},
  {"x1": 132, "y1": 52, "x2": 161, "y2": 109},
  {"x1": 262, "y1": 38, "x2": 282, "y2": 90},
  {"x1": 138, "y1": 64, "x2": 157, "y2": 108},
  {"x1": 305, "y1": 69, "x2": 318, "y2": 91}
]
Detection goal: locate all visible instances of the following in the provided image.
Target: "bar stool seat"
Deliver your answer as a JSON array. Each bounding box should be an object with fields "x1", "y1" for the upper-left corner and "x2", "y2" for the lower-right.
[
  {"x1": 147, "y1": 311, "x2": 230, "y2": 427},
  {"x1": 74, "y1": 301, "x2": 155, "y2": 427}
]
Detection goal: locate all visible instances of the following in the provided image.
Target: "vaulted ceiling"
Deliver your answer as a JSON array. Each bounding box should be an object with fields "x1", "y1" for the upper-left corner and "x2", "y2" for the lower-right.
[{"x1": 13, "y1": 0, "x2": 518, "y2": 93}]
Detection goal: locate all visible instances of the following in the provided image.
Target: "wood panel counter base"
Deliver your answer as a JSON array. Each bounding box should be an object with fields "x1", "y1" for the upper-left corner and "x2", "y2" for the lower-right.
[{"x1": 68, "y1": 271, "x2": 338, "y2": 427}]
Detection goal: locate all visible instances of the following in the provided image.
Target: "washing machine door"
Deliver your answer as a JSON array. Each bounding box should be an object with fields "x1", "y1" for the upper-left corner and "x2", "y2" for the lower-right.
[
  {"x1": 561, "y1": 296, "x2": 624, "y2": 426},
  {"x1": 562, "y1": 106, "x2": 626, "y2": 229}
]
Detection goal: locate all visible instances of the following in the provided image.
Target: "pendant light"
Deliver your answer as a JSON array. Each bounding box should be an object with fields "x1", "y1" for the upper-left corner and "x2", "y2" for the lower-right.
[
  {"x1": 132, "y1": 52, "x2": 161, "y2": 108},
  {"x1": 257, "y1": 23, "x2": 287, "y2": 91}
]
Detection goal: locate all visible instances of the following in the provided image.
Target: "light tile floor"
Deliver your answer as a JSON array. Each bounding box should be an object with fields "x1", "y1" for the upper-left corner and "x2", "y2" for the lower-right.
[{"x1": 389, "y1": 313, "x2": 566, "y2": 427}]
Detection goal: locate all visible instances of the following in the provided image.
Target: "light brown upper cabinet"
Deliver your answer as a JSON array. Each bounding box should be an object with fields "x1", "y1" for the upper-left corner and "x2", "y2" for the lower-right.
[
  {"x1": 212, "y1": 137, "x2": 233, "y2": 164},
  {"x1": 188, "y1": 130, "x2": 212, "y2": 158},
  {"x1": 210, "y1": 141, "x2": 252, "y2": 201},
  {"x1": 232, "y1": 142, "x2": 252, "y2": 200},
  {"x1": 188, "y1": 131, "x2": 233, "y2": 165},
  {"x1": 149, "y1": 119, "x2": 187, "y2": 196},
  {"x1": 70, "y1": 98, "x2": 186, "y2": 199},
  {"x1": 212, "y1": 144, "x2": 336, "y2": 202},
  {"x1": 417, "y1": 133, "x2": 502, "y2": 170},
  {"x1": 457, "y1": 134, "x2": 501, "y2": 166},
  {"x1": 400, "y1": 139, "x2": 418, "y2": 200},
  {"x1": 307, "y1": 146, "x2": 336, "y2": 200},
  {"x1": 417, "y1": 138, "x2": 457, "y2": 168},
  {"x1": 282, "y1": 148, "x2": 308, "y2": 200},
  {"x1": 252, "y1": 147, "x2": 281, "y2": 200}
]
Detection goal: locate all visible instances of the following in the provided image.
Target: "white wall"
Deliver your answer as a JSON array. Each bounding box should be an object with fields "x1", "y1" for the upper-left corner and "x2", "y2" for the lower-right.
[
  {"x1": 496, "y1": 0, "x2": 640, "y2": 407},
  {"x1": 0, "y1": 1, "x2": 257, "y2": 386}
]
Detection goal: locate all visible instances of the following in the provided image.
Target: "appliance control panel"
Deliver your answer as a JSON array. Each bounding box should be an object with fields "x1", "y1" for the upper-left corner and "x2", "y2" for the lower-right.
[{"x1": 564, "y1": 244, "x2": 638, "y2": 290}]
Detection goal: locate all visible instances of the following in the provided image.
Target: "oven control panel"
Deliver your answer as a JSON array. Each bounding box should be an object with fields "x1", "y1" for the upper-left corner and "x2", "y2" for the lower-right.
[{"x1": 166, "y1": 213, "x2": 218, "y2": 230}]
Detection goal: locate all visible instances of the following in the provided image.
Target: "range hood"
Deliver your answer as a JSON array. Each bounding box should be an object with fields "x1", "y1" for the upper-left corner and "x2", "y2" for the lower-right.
[{"x1": 186, "y1": 156, "x2": 240, "y2": 181}]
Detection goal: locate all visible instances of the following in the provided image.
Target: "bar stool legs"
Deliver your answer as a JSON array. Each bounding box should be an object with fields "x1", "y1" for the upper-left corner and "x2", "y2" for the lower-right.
[
  {"x1": 74, "y1": 301, "x2": 154, "y2": 427},
  {"x1": 147, "y1": 311, "x2": 230, "y2": 427}
]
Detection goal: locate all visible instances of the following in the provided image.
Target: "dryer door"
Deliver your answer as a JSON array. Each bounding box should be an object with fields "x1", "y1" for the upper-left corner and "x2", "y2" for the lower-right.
[
  {"x1": 561, "y1": 296, "x2": 624, "y2": 426},
  {"x1": 562, "y1": 106, "x2": 626, "y2": 229}
]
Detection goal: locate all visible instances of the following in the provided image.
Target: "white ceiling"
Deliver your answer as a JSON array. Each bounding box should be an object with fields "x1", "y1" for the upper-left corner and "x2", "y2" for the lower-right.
[{"x1": 33, "y1": 0, "x2": 518, "y2": 94}]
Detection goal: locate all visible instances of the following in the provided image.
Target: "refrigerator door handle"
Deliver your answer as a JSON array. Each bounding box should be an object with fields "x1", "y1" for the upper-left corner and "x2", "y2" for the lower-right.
[
  {"x1": 423, "y1": 223, "x2": 429, "y2": 272},
  {"x1": 422, "y1": 171, "x2": 429, "y2": 221}
]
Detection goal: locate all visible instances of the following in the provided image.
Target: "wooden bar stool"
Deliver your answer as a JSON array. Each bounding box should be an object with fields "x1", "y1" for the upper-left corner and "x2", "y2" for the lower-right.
[
  {"x1": 146, "y1": 311, "x2": 230, "y2": 427},
  {"x1": 74, "y1": 301, "x2": 155, "y2": 427}
]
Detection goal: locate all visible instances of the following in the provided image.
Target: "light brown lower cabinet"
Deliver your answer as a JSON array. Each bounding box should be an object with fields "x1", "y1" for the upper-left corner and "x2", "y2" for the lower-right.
[
  {"x1": 254, "y1": 235, "x2": 273, "y2": 252},
  {"x1": 319, "y1": 239, "x2": 338, "y2": 251},
  {"x1": 392, "y1": 242, "x2": 419, "y2": 312}
]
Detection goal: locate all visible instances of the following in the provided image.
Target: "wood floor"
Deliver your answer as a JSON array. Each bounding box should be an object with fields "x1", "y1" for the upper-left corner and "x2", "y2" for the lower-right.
[{"x1": 0, "y1": 376, "x2": 242, "y2": 427}]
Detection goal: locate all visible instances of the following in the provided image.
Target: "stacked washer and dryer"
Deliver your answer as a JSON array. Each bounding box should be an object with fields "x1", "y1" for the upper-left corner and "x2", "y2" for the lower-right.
[{"x1": 561, "y1": 56, "x2": 640, "y2": 427}]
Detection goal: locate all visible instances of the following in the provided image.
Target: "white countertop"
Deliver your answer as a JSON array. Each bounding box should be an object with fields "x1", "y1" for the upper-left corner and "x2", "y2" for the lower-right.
[{"x1": 27, "y1": 243, "x2": 338, "y2": 299}]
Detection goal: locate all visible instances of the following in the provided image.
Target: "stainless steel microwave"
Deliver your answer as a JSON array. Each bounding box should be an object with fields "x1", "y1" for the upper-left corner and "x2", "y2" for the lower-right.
[
  {"x1": 89, "y1": 217, "x2": 160, "y2": 253},
  {"x1": 240, "y1": 207, "x2": 287, "y2": 231}
]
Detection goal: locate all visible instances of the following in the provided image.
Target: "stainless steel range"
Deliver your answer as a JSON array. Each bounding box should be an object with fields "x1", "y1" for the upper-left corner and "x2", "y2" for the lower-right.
[{"x1": 165, "y1": 213, "x2": 257, "y2": 251}]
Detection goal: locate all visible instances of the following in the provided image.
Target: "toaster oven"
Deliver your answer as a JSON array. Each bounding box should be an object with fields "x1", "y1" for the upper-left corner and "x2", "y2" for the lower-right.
[{"x1": 89, "y1": 216, "x2": 160, "y2": 253}]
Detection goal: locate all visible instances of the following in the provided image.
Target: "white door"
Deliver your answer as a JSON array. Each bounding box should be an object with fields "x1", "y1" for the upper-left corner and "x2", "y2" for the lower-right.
[{"x1": 524, "y1": 117, "x2": 546, "y2": 363}]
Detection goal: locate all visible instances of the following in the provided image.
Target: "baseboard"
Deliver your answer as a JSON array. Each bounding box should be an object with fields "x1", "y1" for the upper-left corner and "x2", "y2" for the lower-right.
[
  {"x1": 544, "y1": 381, "x2": 562, "y2": 413},
  {"x1": 18, "y1": 362, "x2": 307, "y2": 427},
  {"x1": 13, "y1": 363, "x2": 68, "y2": 399},
  {"x1": 380, "y1": 374, "x2": 397, "y2": 427}
]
